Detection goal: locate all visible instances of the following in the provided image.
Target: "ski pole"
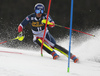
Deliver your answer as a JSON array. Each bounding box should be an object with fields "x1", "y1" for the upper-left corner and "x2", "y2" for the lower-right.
[
  {"x1": 55, "y1": 24, "x2": 95, "y2": 37},
  {"x1": 42, "y1": 19, "x2": 95, "y2": 37},
  {"x1": 0, "y1": 36, "x2": 25, "y2": 44}
]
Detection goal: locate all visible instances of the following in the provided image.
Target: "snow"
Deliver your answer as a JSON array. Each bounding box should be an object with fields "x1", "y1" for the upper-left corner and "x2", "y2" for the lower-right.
[{"x1": 0, "y1": 29, "x2": 100, "y2": 76}]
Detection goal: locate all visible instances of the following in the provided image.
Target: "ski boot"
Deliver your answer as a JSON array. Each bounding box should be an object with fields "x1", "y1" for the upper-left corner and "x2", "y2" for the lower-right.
[
  {"x1": 51, "y1": 51, "x2": 59, "y2": 59},
  {"x1": 71, "y1": 55, "x2": 79, "y2": 63}
]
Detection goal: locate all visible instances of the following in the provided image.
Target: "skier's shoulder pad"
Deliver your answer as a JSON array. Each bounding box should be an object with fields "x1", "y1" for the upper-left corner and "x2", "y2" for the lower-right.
[
  {"x1": 43, "y1": 13, "x2": 53, "y2": 22},
  {"x1": 25, "y1": 13, "x2": 36, "y2": 21}
]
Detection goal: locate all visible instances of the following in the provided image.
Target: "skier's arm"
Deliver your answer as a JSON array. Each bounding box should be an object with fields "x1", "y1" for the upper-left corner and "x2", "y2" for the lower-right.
[
  {"x1": 18, "y1": 16, "x2": 30, "y2": 33},
  {"x1": 18, "y1": 24, "x2": 23, "y2": 33}
]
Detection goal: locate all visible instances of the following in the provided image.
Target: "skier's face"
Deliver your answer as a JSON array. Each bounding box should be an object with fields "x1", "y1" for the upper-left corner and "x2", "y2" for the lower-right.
[
  {"x1": 36, "y1": 13, "x2": 42, "y2": 18},
  {"x1": 35, "y1": 9, "x2": 43, "y2": 18}
]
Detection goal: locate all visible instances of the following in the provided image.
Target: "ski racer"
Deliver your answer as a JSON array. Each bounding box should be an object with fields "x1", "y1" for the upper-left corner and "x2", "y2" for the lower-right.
[{"x1": 18, "y1": 3, "x2": 78, "y2": 63}]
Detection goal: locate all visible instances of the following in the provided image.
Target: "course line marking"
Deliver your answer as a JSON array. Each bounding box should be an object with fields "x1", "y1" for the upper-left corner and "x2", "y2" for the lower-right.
[{"x1": 0, "y1": 51, "x2": 23, "y2": 54}]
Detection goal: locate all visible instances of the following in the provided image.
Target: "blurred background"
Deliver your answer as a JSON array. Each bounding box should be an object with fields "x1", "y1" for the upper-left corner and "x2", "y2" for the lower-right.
[{"x1": 0, "y1": 0, "x2": 100, "y2": 49}]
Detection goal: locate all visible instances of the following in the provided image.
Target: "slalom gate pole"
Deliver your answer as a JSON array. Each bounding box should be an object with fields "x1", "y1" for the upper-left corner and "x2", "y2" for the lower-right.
[
  {"x1": 67, "y1": 0, "x2": 74, "y2": 72},
  {"x1": 41, "y1": 0, "x2": 52, "y2": 56}
]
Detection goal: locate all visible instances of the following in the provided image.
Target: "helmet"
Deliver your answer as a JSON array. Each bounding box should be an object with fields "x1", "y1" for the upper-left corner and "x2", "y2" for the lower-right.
[{"x1": 34, "y1": 3, "x2": 45, "y2": 14}]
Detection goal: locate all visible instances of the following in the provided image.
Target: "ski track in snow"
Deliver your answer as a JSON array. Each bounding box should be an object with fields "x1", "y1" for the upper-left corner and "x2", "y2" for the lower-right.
[{"x1": 0, "y1": 29, "x2": 100, "y2": 76}]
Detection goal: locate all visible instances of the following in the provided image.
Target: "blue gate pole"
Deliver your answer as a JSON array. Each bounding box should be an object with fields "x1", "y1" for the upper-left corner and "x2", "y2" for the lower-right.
[{"x1": 67, "y1": 0, "x2": 74, "y2": 72}]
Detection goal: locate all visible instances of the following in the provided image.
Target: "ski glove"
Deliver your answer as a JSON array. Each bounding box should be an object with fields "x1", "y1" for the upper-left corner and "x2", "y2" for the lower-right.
[
  {"x1": 17, "y1": 32, "x2": 25, "y2": 41},
  {"x1": 18, "y1": 32, "x2": 23, "y2": 37},
  {"x1": 49, "y1": 22, "x2": 55, "y2": 28}
]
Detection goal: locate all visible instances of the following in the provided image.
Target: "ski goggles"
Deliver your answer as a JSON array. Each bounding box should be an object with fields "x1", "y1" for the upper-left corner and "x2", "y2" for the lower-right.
[{"x1": 35, "y1": 10, "x2": 44, "y2": 14}]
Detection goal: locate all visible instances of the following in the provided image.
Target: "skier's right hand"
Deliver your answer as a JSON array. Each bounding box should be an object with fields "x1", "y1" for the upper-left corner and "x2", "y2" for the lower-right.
[
  {"x1": 18, "y1": 25, "x2": 23, "y2": 37},
  {"x1": 17, "y1": 32, "x2": 25, "y2": 41},
  {"x1": 18, "y1": 32, "x2": 23, "y2": 37}
]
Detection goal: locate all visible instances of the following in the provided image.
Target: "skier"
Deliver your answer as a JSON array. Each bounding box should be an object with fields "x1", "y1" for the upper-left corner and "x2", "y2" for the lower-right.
[{"x1": 18, "y1": 3, "x2": 78, "y2": 63}]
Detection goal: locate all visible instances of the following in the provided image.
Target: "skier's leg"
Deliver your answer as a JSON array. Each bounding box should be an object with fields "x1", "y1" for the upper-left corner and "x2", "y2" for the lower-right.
[
  {"x1": 54, "y1": 44, "x2": 78, "y2": 63},
  {"x1": 44, "y1": 32, "x2": 56, "y2": 48},
  {"x1": 35, "y1": 38, "x2": 59, "y2": 59},
  {"x1": 42, "y1": 32, "x2": 78, "y2": 63}
]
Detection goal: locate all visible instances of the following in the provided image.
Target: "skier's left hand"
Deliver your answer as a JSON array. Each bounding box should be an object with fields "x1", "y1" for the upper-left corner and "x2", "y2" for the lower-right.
[{"x1": 49, "y1": 22, "x2": 55, "y2": 28}]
